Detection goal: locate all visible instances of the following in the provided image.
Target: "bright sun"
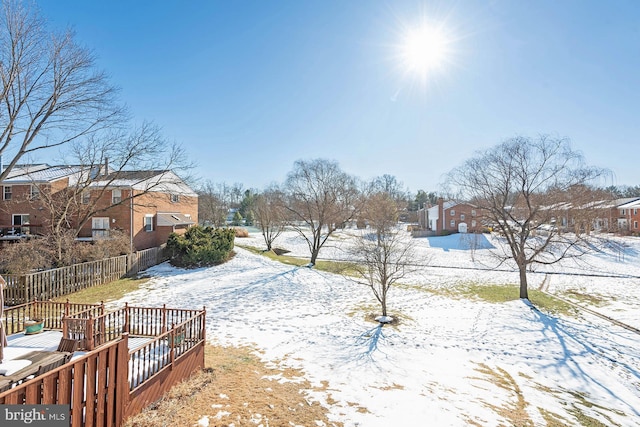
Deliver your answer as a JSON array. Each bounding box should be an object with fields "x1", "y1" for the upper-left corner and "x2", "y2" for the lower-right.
[
  {"x1": 397, "y1": 20, "x2": 453, "y2": 87},
  {"x1": 402, "y1": 26, "x2": 447, "y2": 72}
]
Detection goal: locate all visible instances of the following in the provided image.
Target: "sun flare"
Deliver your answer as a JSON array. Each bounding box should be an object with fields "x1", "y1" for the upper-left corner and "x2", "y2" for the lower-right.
[
  {"x1": 401, "y1": 26, "x2": 448, "y2": 74},
  {"x1": 395, "y1": 17, "x2": 455, "y2": 89}
]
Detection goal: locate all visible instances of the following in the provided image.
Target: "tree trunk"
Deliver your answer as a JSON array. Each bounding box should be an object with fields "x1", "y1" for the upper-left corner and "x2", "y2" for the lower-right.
[
  {"x1": 310, "y1": 250, "x2": 318, "y2": 266},
  {"x1": 518, "y1": 264, "x2": 529, "y2": 299}
]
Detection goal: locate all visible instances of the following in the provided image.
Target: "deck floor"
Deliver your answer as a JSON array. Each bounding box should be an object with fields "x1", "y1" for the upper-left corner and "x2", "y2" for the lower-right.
[{"x1": 2, "y1": 330, "x2": 152, "y2": 363}]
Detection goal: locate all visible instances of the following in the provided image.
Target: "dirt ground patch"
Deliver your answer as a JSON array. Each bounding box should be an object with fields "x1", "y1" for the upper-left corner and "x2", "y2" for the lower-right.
[{"x1": 124, "y1": 344, "x2": 342, "y2": 427}]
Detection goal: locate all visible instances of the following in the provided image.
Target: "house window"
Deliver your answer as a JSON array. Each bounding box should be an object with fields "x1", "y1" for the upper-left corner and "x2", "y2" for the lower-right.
[
  {"x1": 635, "y1": 209, "x2": 638, "y2": 215},
  {"x1": 460, "y1": 214, "x2": 465, "y2": 221},
  {"x1": 471, "y1": 220, "x2": 477, "y2": 227},
  {"x1": 450, "y1": 220, "x2": 455, "y2": 228},
  {"x1": 635, "y1": 221, "x2": 638, "y2": 230},
  {"x1": 3, "y1": 186, "x2": 11, "y2": 200},
  {"x1": 30, "y1": 185, "x2": 39, "y2": 200},
  {"x1": 112, "y1": 189, "x2": 122, "y2": 204},
  {"x1": 471, "y1": 209, "x2": 476, "y2": 217},
  {"x1": 450, "y1": 209, "x2": 455, "y2": 216},
  {"x1": 12, "y1": 214, "x2": 29, "y2": 234},
  {"x1": 144, "y1": 215, "x2": 154, "y2": 232},
  {"x1": 621, "y1": 209, "x2": 626, "y2": 215},
  {"x1": 82, "y1": 192, "x2": 90, "y2": 204},
  {"x1": 92, "y1": 217, "x2": 110, "y2": 238},
  {"x1": 171, "y1": 194, "x2": 180, "y2": 203}
]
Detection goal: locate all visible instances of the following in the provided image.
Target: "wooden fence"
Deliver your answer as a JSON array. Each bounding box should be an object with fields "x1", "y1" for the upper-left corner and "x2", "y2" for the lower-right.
[
  {"x1": 0, "y1": 304, "x2": 206, "y2": 427},
  {"x1": 2, "y1": 300, "x2": 104, "y2": 335},
  {"x1": 61, "y1": 303, "x2": 205, "y2": 351},
  {"x1": 2, "y1": 246, "x2": 167, "y2": 305}
]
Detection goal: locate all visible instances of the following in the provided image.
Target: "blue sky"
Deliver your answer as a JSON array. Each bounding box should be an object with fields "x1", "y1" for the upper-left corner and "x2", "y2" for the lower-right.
[{"x1": 37, "y1": 1, "x2": 639, "y2": 193}]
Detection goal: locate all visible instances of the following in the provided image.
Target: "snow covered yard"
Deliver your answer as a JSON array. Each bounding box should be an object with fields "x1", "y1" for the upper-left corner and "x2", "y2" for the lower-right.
[{"x1": 116, "y1": 230, "x2": 640, "y2": 426}]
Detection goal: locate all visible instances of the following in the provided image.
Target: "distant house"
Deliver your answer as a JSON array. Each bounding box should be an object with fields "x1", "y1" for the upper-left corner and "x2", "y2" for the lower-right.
[
  {"x1": 425, "y1": 198, "x2": 482, "y2": 234},
  {"x1": 0, "y1": 164, "x2": 197, "y2": 250},
  {"x1": 615, "y1": 198, "x2": 640, "y2": 234}
]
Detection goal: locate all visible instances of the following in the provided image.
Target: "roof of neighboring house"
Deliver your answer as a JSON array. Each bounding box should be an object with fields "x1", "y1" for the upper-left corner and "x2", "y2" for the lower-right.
[
  {"x1": 91, "y1": 170, "x2": 198, "y2": 197},
  {"x1": 156, "y1": 213, "x2": 195, "y2": 227},
  {"x1": 1, "y1": 164, "x2": 197, "y2": 197},
  {"x1": 1, "y1": 164, "x2": 83, "y2": 184},
  {"x1": 617, "y1": 198, "x2": 640, "y2": 209}
]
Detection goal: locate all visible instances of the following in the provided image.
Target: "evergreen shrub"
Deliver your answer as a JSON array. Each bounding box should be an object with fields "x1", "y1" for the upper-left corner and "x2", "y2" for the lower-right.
[{"x1": 167, "y1": 226, "x2": 235, "y2": 267}]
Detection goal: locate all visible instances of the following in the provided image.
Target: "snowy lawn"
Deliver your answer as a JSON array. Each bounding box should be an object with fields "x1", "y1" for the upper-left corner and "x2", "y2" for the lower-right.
[{"x1": 115, "y1": 230, "x2": 640, "y2": 426}]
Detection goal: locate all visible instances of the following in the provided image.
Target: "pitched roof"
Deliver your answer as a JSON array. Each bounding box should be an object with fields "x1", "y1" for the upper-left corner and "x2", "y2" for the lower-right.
[
  {"x1": 1, "y1": 164, "x2": 82, "y2": 183},
  {"x1": 617, "y1": 198, "x2": 640, "y2": 209},
  {"x1": 91, "y1": 170, "x2": 197, "y2": 196},
  {"x1": 156, "y1": 213, "x2": 195, "y2": 227},
  {"x1": 1, "y1": 164, "x2": 197, "y2": 197}
]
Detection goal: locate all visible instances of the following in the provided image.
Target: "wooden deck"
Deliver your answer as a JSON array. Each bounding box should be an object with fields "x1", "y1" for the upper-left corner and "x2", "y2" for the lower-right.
[{"x1": 0, "y1": 302, "x2": 206, "y2": 427}]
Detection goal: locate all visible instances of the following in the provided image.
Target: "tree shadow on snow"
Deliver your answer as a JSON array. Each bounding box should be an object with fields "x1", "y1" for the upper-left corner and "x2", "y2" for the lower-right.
[
  {"x1": 340, "y1": 324, "x2": 395, "y2": 372},
  {"x1": 527, "y1": 302, "x2": 640, "y2": 419},
  {"x1": 426, "y1": 233, "x2": 495, "y2": 252}
]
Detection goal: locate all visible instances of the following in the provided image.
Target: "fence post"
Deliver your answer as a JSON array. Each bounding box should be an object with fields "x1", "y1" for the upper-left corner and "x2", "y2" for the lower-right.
[
  {"x1": 169, "y1": 323, "x2": 175, "y2": 370},
  {"x1": 161, "y1": 304, "x2": 167, "y2": 334},
  {"x1": 62, "y1": 315, "x2": 68, "y2": 338},
  {"x1": 21, "y1": 275, "x2": 28, "y2": 306},
  {"x1": 87, "y1": 315, "x2": 95, "y2": 351},
  {"x1": 115, "y1": 333, "x2": 129, "y2": 427},
  {"x1": 124, "y1": 303, "x2": 129, "y2": 333},
  {"x1": 202, "y1": 306, "x2": 206, "y2": 343}
]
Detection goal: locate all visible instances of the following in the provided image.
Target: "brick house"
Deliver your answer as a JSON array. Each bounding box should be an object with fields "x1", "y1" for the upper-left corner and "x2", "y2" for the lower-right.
[
  {"x1": 425, "y1": 198, "x2": 482, "y2": 234},
  {"x1": 615, "y1": 198, "x2": 640, "y2": 234},
  {"x1": 0, "y1": 164, "x2": 197, "y2": 250}
]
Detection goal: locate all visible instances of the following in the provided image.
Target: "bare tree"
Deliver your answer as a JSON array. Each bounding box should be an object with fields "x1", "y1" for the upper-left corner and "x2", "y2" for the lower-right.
[
  {"x1": 253, "y1": 186, "x2": 286, "y2": 251},
  {"x1": 198, "y1": 181, "x2": 246, "y2": 227},
  {"x1": 198, "y1": 181, "x2": 232, "y2": 227},
  {"x1": 28, "y1": 123, "x2": 191, "y2": 262},
  {"x1": 283, "y1": 159, "x2": 362, "y2": 265},
  {"x1": 351, "y1": 191, "x2": 415, "y2": 320},
  {"x1": 0, "y1": 0, "x2": 123, "y2": 180},
  {"x1": 370, "y1": 174, "x2": 409, "y2": 207},
  {"x1": 446, "y1": 135, "x2": 609, "y2": 299}
]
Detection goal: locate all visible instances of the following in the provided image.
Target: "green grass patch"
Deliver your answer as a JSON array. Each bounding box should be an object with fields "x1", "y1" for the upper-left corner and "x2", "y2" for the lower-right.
[
  {"x1": 238, "y1": 245, "x2": 308, "y2": 267},
  {"x1": 457, "y1": 284, "x2": 575, "y2": 316},
  {"x1": 561, "y1": 290, "x2": 609, "y2": 307},
  {"x1": 52, "y1": 277, "x2": 150, "y2": 305},
  {"x1": 238, "y1": 244, "x2": 359, "y2": 275}
]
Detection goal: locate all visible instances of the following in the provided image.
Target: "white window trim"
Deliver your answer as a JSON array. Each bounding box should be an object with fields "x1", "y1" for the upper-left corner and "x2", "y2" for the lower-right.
[
  {"x1": 144, "y1": 214, "x2": 154, "y2": 232},
  {"x1": 112, "y1": 189, "x2": 122, "y2": 204},
  {"x1": 92, "y1": 217, "x2": 110, "y2": 238},
  {"x1": 3, "y1": 186, "x2": 11, "y2": 200},
  {"x1": 30, "y1": 185, "x2": 40, "y2": 200}
]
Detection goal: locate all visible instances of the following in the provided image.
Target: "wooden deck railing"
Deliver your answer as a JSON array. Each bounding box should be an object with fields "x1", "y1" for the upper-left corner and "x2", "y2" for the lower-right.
[
  {"x1": 0, "y1": 306, "x2": 207, "y2": 427},
  {"x1": 0, "y1": 336, "x2": 129, "y2": 426},
  {"x1": 2, "y1": 300, "x2": 104, "y2": 335},
  {"x1": 129, "y1": 310, "x2": 206, "y2": 391},
  {"x1": 61, "y1": 304, "x2": 205, "y2": 351}
]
